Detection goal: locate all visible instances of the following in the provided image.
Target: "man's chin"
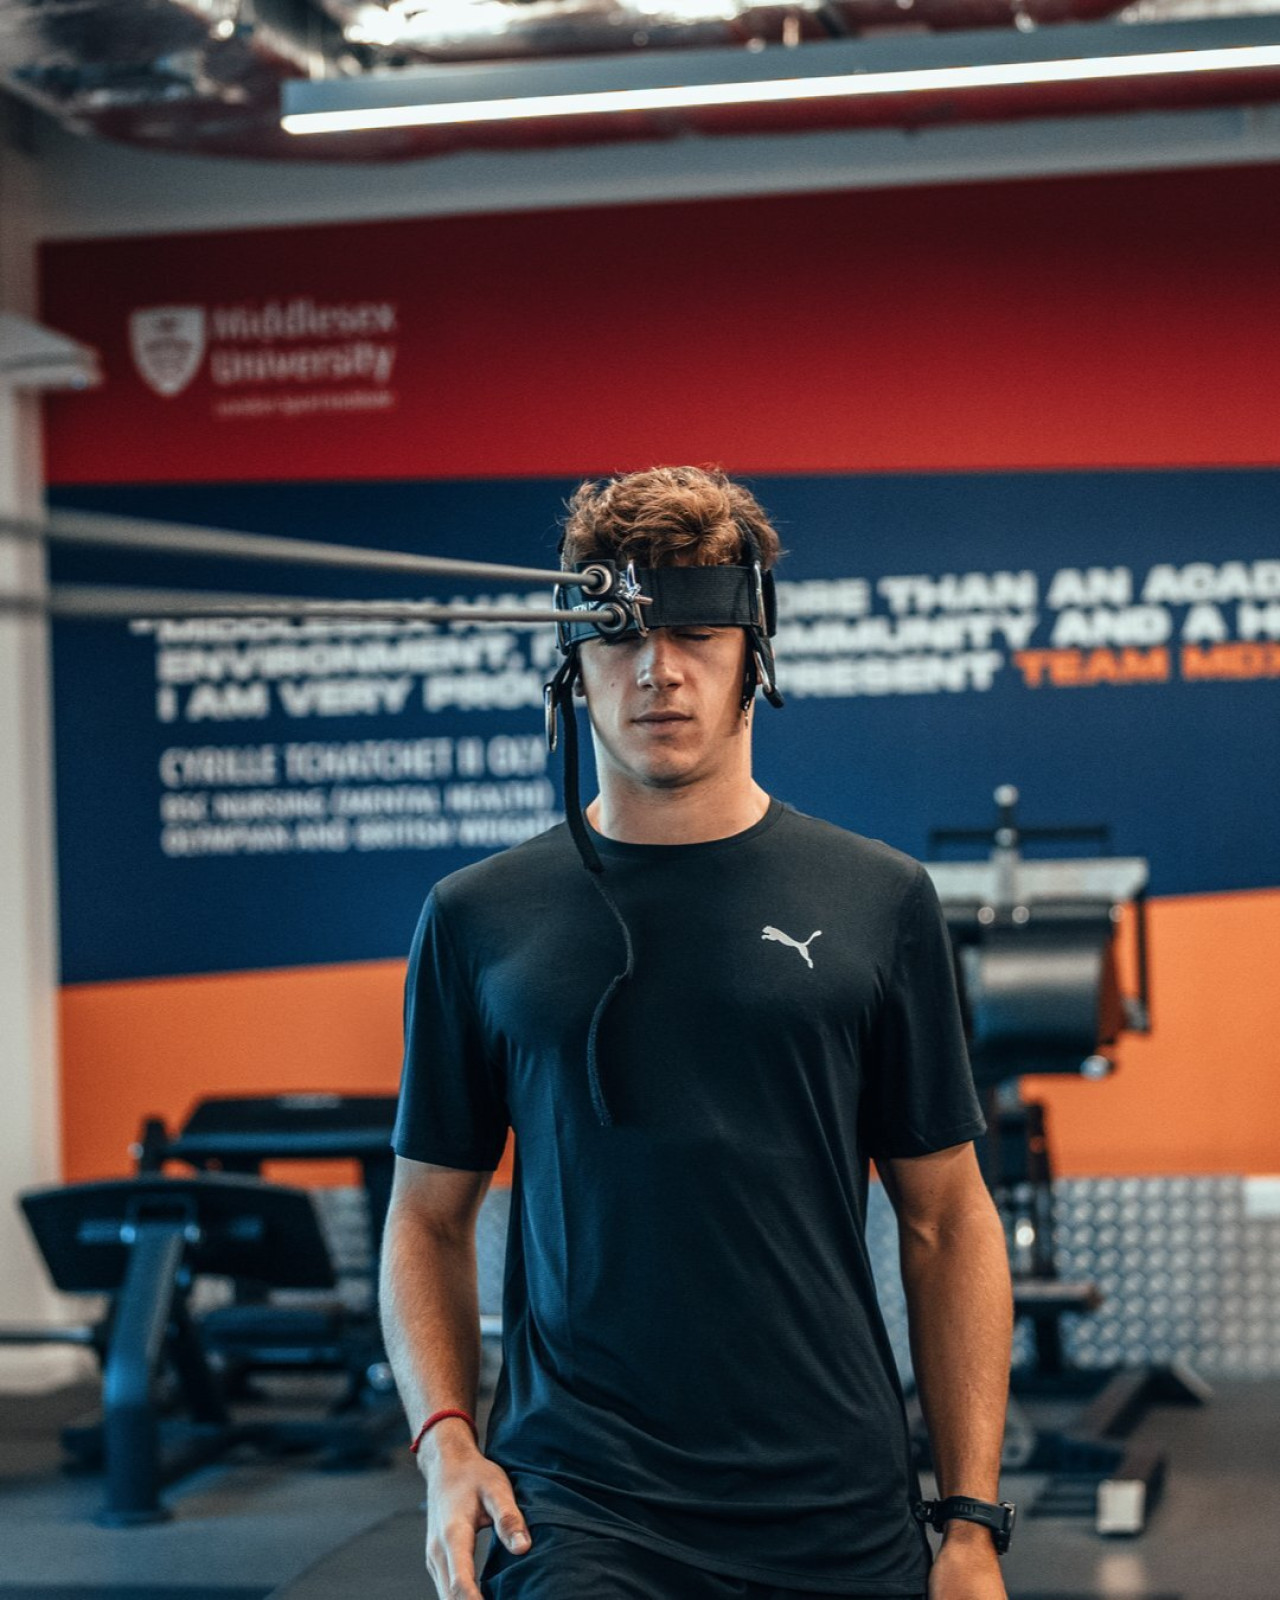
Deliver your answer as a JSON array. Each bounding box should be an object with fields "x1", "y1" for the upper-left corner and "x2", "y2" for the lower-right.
[
  {"x1": 631, "y1": 754, "x2": 703, "y2": 790},
  {"x1": 636, "y1": 765, "x2": 694, "y2": 789}
]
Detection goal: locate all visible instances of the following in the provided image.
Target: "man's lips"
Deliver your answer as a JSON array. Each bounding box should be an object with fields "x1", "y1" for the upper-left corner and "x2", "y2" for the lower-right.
[{"x1": 633, "y1": 711, "x2": 692, "y2": 725}]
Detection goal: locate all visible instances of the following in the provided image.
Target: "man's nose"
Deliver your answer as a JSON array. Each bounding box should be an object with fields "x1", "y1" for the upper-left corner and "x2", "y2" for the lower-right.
[{"x1": 635, "y1": 631, "x2": 684, "y2": 689}]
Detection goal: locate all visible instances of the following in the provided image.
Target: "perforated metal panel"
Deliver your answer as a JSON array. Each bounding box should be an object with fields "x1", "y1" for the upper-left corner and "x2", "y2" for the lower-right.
[
  {"x1": 475, "y1": 1186, "x2": 511, "y2": 1316},
  {"x1": 1052, "y1": 1176, "x2": 1280, "y2": 1377},
  {"x1": 310, "y1": 1187, "x2": 375, "y2": 1278},
  {"x1": 867, "y1": 1175, "x2": 1280, "y2": 1380}
]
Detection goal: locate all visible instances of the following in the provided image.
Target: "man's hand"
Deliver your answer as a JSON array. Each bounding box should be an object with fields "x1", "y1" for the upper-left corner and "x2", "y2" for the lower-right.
[
  {"x1": 927, "y1": 1523, "x2": 1008, "y2": 1600},
  {"x1": 420, "y1": 1421, "x2": 532, "y2": 1600}
]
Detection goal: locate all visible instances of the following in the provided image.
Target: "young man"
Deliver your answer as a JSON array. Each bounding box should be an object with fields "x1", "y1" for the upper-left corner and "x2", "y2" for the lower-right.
[{"x1": 383, "y1": 468, "x2": 1014, "y2": 1600}]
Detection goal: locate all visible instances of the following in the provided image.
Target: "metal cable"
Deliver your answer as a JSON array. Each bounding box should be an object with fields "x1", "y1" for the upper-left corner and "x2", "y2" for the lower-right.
[
  {"x1": 0, "y1": 510, "x2": 602, "y2": 592},
  {"x1": 0, "y1": 585, "x2": 615, "y2": 625}
]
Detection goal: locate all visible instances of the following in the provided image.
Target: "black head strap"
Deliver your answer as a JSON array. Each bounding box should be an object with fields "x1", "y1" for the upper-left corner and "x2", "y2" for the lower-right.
[{"x1": 556, "y1": 564, "x2": 760, "y2": 651}]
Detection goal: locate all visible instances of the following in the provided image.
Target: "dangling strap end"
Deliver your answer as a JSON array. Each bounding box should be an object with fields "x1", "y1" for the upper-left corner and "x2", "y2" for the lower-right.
[{"x1": 544, "y1": 657, "x2": 577, "y2": 754}]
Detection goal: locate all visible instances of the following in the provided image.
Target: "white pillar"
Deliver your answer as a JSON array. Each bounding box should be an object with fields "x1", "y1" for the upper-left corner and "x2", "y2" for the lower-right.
[{"x1": 0, "y1": 111, "x2": 85, "y2": 1390}]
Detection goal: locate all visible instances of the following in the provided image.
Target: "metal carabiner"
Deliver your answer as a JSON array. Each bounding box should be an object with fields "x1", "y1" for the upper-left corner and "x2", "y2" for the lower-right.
[
  {"x1": 751, "y1": 561, "x2": 768, "y2": 632},
  {"x1": 753, "y1": 646, "x2": 776, "y2": 700},
  {"x1": 618, "y1": 561, "x2": 653, "y2": 636}
]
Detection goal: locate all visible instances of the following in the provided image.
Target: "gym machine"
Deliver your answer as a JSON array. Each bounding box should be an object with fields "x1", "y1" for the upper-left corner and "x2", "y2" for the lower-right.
[
  {"x1": 134, "y1": 1092, "x2": 398, "y2": 1278},
  {"x1": 2, "y1": 1095, "x2": 403, "y2": 1524},
  {"x1": 919, "y1": 786, "x2": 1209, "y2": 1535},
  {"x1": 1, "y1": 1173, "x2": 403, "y2": 1524},
  {"x1": 132, "y1": 1093, "x2": 399, "y2": 1402}
]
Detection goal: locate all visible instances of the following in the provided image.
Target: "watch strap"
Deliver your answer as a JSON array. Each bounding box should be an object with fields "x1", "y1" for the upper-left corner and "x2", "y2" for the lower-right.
[{"x1": 913, "y1": 1495, "x2": 1016, "y2": 1553}]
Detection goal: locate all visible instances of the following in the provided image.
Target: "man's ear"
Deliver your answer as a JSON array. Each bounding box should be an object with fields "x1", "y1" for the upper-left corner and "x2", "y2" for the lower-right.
[{"x1": 573, "y1": 679, "x2": 587, "y2": 699}]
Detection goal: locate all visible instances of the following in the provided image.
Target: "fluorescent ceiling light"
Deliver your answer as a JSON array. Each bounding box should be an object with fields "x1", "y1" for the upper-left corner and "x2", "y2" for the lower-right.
[{"x1": 284, "y1": 40, "x2": 1280, "y2": 134}]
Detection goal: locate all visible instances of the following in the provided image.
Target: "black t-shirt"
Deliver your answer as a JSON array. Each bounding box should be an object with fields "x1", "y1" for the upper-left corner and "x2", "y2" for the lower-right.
[{"x1": 393, "y1": 799, "x2": 985, "y2": 1594}]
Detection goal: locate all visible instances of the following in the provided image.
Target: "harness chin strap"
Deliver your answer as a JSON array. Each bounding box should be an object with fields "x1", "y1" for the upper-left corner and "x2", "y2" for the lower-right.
[{"x1": 544, "y1": 539, "x2": 784, "y2": 1128}]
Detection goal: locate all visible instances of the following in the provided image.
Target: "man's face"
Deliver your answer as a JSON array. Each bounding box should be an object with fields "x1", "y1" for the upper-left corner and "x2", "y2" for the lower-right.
[{"x1": 577, "y1": 623, "x2": 750, "y2": 793}]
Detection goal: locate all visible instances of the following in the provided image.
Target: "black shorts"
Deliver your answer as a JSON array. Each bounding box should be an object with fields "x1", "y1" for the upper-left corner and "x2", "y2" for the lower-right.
[{"x1": 479, "y1": 1523, "x2": 925, "y2": 1600}]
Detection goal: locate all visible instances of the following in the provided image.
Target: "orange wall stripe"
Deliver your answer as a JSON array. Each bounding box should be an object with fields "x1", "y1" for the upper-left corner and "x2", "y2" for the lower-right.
[
  {"x1": 1023, "y1": 886, "x2": 1280, "y2": 1176},
  {"x1": 57, "y1": 959, "x2": 515, "y2": 1187}
]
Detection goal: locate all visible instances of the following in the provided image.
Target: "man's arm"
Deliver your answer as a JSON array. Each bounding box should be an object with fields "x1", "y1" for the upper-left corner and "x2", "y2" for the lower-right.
[
  {"x1": 381, "y1": 1155, "x2": 531, "y2": 1600},
  {"x1": 876, "y1": 1140, "x2": 1012, "y2": 1600}
]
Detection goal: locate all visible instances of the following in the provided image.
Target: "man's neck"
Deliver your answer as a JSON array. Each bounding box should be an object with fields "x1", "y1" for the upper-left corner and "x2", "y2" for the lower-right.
[{"x1": 586, "y1": 773, "x2": 772, "y2": 846}]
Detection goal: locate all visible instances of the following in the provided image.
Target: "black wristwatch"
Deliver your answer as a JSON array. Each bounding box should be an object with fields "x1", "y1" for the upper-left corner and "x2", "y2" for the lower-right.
[{"x1": 913, "y1": 1496, "x2": 1017, "y2": 1554}]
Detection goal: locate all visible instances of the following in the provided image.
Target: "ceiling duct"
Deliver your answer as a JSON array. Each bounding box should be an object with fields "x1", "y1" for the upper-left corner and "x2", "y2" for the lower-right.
[
  {"x1": 0, "y1": 0, "x2": 353, "y2": 153},
  {"x1": 320, "y1": 0, "x2": 816, "y2": 61},
  {"x1": 3, "y1": 0, "x2": 1280, "y2": 159},
  {"x1": 314, "y1": 0, "x2": 1127, "y2": 64}
]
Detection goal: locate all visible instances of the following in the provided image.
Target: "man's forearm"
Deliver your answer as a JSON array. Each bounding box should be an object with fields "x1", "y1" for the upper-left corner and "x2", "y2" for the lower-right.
[
  {"x1": 899, "y1": 1195, "x2": 1012, "y2": 1503},
  {"x1": 380, "y1": 1205, "x2": 484, "y2": 1452},
  {"x1": 380, "y1": 1183, "x2": 532, "y2": 1596}
]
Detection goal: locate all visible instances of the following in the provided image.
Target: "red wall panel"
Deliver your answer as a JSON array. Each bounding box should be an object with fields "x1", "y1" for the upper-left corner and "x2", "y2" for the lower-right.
[{"x1": 41, "y1": 165, "x2": 1280, "y2": 487}]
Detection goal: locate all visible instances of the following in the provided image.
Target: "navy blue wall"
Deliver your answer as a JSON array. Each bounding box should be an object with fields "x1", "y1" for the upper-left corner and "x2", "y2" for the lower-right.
[{"x1": 51, "y1": 469, "x2": 1280, "y2": 982}]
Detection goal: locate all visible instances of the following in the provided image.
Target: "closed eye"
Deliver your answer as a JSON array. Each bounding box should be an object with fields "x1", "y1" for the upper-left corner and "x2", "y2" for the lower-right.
[{"x1": 590, "y1": 626, "x2": 723, "y2": 647}]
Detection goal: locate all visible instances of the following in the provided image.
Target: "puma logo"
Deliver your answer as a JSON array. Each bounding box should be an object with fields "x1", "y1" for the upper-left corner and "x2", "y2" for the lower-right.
[{"x1": 761, "y1": 926, "x2": 822, "y2": 969}]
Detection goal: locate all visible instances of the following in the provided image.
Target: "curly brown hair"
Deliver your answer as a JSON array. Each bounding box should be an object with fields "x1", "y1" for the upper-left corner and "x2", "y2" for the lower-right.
[{"x1": 560, "y1": 466, "x2": 783, "y2": 572}]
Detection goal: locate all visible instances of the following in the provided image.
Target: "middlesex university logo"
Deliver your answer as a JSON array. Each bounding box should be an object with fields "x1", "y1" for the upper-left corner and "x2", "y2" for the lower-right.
[{"x1": 129, "y1": 306, "x2": 207, "y2": 397}]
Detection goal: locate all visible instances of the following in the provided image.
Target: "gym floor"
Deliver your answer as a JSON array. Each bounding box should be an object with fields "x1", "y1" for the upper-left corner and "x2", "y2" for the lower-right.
[{"x1": 1, "y1": 1368, "x2": 1275, "y2": 1600}]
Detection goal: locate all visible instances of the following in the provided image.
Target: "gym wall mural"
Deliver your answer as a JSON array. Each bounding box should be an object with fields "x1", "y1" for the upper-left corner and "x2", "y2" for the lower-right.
[{"x1": 39, "y1": 169, "x2": 1280, "y2": 1185}]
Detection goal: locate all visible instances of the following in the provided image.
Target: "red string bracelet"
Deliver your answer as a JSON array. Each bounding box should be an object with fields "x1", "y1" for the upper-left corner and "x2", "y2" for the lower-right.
[{"x1": 409, "y1": 1408, "x2": 479, "y2": 1455}]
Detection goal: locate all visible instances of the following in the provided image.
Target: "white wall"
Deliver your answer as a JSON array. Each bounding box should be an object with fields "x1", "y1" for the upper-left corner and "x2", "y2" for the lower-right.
[{"x1": 0, "y1": 104, "x2": 84, "y2": 1389}]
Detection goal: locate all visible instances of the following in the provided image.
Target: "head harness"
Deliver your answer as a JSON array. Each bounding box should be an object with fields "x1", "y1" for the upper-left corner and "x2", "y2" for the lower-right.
[{"x1": 541, "y1": 520, "x2": 784, "y2": 1127}]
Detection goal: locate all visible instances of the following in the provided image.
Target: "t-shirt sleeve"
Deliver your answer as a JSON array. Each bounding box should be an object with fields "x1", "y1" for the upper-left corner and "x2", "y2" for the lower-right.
[
  {"x1": 861, "y1": 863, "x2": 987, "y2": 1159},
  {"x1": 392, "y1": 888, "x2": 509, "y2": 1171}
]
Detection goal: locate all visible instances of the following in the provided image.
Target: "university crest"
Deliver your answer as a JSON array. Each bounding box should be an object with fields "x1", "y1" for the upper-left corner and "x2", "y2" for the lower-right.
[{"x1": 129, "y1": 306, "x2": 206, "y2": 397}]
